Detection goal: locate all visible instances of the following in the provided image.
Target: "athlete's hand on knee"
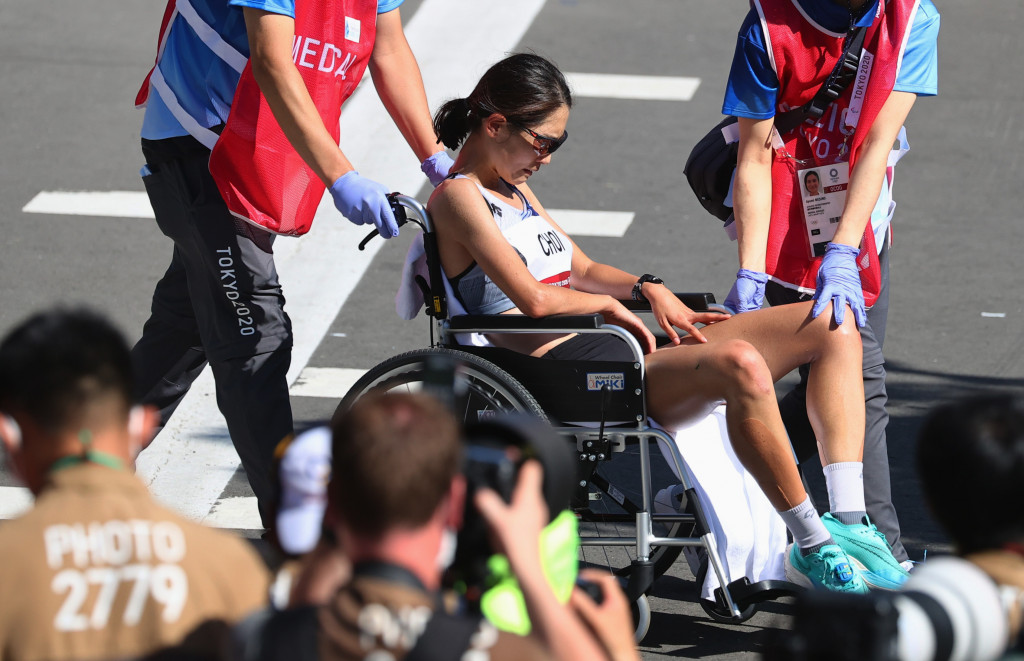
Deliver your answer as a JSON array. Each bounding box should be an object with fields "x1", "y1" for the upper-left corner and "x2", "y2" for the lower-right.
[
  {"x1": 723, "y1": 268, "x2": 769, "y2": 315},
  {"x1": 420, "y1": 151, "x2": 454, "y2": 187},
  {"x1": 811, "y1": 242, "x2": 867, "y2": 327},
  {"x1": 329, "y1": 171, "x2": 399, "y2": 238},
  {"x1": 646, "y1": 287, "x2": 728, "y2": 345},
  {"x1": 603, "y1": 301, "x2": 656, "y2": 354}
]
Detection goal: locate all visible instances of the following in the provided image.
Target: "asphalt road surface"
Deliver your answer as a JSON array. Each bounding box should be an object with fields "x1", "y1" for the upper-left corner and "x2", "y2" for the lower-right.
[{"x1": 1, "y1": 1, "x2": 1022, "y2": 658}]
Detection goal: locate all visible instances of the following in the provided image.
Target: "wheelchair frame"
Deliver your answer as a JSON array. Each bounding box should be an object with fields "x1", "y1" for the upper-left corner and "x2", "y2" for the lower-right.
[{"x1": 340, "y1": 194, "x2": 797, "y2": 634}]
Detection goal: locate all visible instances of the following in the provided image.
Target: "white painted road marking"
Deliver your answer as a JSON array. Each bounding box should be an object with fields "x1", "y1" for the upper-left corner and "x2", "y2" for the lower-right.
[
  {"x1": 22, "y1": 193, "x2": 636, "y2": 238},
  {"x1": 0, "y1": 486, "x2": 32, "y2": 519},
  {"x1": 289, "y1": 367, "x2": 368, "y2": 399},
  {"x1": 564, "y1": 72, "x2": 700, "y2": 101},
  {"x1": 548, "y1": 209, "x2": 634, "y2": 237},
  {"x1": 202, "y1": 496, "x2": 261, "y2": 529},
  {"x1": 22, "y1": 191, "x2": 156, "y2": 218}
]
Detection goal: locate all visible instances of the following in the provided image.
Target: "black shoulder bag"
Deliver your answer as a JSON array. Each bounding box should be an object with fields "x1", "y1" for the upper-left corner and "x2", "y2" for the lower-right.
[{"x1": 684, "y1": 26, "x2": 867, "y2": 223}]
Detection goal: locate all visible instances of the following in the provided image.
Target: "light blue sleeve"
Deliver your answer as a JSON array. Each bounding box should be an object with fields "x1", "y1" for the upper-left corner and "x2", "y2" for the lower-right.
[
  {"x1": 894, "y1": 0, "x2": 939, "y2": 96},
  {"x1": 722, "y1": 9, "x2": 779, "y2": 119},
  {"x1": 378, "y1": 0, "x2": 404, "y2": 13},
  {"x1": 229, "y1": 0, "x2": 295, "y2": 19}
]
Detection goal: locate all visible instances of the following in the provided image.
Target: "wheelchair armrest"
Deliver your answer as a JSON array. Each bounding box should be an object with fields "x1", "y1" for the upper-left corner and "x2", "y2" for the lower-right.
[
  {"x1": 448, "y1": 313, "x2": 603, "y2": 331},
  {"x1": 618, "y1": 292, "x2": 718, "y2": 312}
]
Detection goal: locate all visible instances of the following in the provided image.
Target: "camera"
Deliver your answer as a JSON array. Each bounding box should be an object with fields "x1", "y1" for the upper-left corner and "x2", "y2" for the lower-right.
[
  {"x1": 575, "y1": 577, "x2": 605, "y2": 605},
  {"x1": 765, "y1": 556, "x2": 1015, "y2": 661},
  {"x1": 447, "y1": 414, "x2": 576, "y2": 596},
  {"x1": 417, "y1": 352, "x2": 577, "y2": 597}
]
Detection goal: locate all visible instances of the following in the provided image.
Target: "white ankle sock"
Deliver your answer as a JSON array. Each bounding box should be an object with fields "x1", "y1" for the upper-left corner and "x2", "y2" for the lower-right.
[
  {"x1": 823, "y1": 461, "x2": 866, "y2": 515},
  {"x1": 779, "y1": 496, "x2": 831, "y2": 550}
]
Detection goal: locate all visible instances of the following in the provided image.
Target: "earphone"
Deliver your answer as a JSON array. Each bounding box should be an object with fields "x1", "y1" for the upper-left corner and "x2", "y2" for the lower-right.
[{"x1": 0, "y1": 413, "x2": 22, "y2": 451}]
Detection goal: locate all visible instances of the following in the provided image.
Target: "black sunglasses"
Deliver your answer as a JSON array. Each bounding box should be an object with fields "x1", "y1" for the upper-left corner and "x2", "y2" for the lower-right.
[{"x1": 507, "y1": 120, "x2": 568, "y2": 156}]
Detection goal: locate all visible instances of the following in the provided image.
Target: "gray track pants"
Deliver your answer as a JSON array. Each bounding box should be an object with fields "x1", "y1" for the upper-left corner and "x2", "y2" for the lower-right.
[{"x1": 133, "y1": 136, "x2": 293, "y2": 529}]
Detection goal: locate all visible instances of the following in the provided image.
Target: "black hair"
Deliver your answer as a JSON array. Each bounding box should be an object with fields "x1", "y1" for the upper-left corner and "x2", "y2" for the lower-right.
[
  {"x1": 0, "y1": 307, "x2": 134, "y2": 435},
  {"x1": 804, "y1": 170, "x2": 819, "y2": 185},
  {"x1": 330, "y1": 391, "x2": 462, "y2": 538},
  {"x1": 916, "y1": 393, "x2": 1024, "y2": 553},
  {"x1": 433, "y1": 53, "x2": 573, "y2": 151}
]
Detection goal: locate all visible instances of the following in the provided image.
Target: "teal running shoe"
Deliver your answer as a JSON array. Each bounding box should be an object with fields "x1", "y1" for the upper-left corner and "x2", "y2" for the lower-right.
[
  {"x1": 821, "y1": 513, "x2": 910, "y2": 591},
  {"x1": 785, "y1": 543, "x2": 869, "y2": 593}
]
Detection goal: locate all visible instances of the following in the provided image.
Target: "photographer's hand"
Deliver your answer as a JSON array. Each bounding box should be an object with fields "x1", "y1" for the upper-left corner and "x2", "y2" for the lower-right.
[
  {"x1": 571, "y1": 570, "x2": 641, "y2": 661},
  {"x1": 474, "y1": 460, "x2": 548, "y2": 563},
  {"x1": 475, "y1": 462, "x2": 611, "y2": 661}
]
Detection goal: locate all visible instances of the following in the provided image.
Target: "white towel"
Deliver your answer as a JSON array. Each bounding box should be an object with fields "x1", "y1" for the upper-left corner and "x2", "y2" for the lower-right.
[
  {"x1": 395, "y1": 236, "x2": 491, "y2": 346},
  {"x1": 656, "y1": 407, "x2": 788, "y2": 600},
  {"x1": 396, "y1": 234, "x2": 429, "y2": 320}
]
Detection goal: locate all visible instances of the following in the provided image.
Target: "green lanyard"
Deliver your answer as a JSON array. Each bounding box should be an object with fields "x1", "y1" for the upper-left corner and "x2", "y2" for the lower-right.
[{"x1": 48, "y1": 430, "x2": 125, "y2": 473}]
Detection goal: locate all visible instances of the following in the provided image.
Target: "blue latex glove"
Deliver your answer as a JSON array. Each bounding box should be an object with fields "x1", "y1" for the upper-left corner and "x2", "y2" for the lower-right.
[
  {"x1": 420, "y1": 151, "x2": 454, "y2": 187},
  {"x1": 811, "y1": 242, "x2": 867, "y2": 327},
  {"x1": 328, "y1": 171, "x2": 398, "y2": 238},
  {"x1": 723, "y1": 268, "x2": 769, "y2": 314}
]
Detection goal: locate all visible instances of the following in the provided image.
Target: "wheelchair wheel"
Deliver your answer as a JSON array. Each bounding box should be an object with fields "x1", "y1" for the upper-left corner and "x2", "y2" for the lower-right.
[
  {"x1": 333, "y1": 348, "x2": 546, "y2": 425},
  {"x1": 632, "y1": 593, "x2": 652, "y2": 642}
]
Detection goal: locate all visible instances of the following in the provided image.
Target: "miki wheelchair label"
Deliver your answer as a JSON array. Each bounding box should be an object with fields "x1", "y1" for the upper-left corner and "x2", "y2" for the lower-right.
[{"x1": 587, "y1": 373, "x2": 625, "y2": 391}]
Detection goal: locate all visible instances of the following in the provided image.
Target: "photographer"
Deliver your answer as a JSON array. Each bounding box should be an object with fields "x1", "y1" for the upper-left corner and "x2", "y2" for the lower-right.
[
  {"x1": 233, "y1": 391, "x2": 638, "y2": 661},
  {"x1": 0, "y1": 308, "x2": 270, "y2": 661},
  {"x1": 916, "y1": 393, "x2": 1024, "y2": 655}
]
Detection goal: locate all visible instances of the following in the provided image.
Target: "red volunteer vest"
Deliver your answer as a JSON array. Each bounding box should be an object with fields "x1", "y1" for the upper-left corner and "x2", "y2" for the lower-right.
[
  {"x1": 212, "y1": 1, "x2": 376, "y2": 236},
  {"x1": 755, "y1": 0, "x2": 917, "y2": 305},
  {"x1": 137, "y1": 0, "x2": 377, "y2": 236}
]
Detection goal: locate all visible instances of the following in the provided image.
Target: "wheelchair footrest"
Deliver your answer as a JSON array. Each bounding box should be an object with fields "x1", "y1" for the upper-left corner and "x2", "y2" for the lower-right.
[{"x1": 715, "y1": 577, "x2": 803, "y2": 611}]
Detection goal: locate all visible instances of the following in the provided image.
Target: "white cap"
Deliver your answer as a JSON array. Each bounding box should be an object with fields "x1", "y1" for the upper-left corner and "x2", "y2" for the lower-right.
[{"x1": 276, "y1": 426, "x2": 332, "y2": 555}]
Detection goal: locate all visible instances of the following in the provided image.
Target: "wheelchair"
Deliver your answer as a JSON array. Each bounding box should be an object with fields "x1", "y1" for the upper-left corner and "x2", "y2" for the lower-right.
[{"x1": 335, "y1": 195, "x2": 797, "y2": 639}]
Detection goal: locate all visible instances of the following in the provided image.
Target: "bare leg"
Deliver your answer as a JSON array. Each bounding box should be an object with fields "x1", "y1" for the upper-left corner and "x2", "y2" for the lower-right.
[
  {"x1": 644, "y1": 300, "x2": 864, "y2": 510},
  {"x1": 646, "y1": 337, "x2": 806, "y2": 511}
]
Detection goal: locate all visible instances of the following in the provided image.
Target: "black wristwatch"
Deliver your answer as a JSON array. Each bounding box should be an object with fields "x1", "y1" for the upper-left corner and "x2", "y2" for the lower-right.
[{"x1": 632, "y1": 274, "x2": 664, "y2": 302}]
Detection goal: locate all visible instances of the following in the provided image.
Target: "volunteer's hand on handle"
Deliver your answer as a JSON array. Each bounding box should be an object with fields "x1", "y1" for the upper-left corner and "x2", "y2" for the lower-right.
[{"x1": 329, "y1": 171, "x2": 398, "y2": 238}]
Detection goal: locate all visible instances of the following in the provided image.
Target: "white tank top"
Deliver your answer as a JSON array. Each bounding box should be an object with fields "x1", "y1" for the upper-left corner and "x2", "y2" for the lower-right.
[{"x1": 448, "y1": 176, "x2": 572, "y2": 315}]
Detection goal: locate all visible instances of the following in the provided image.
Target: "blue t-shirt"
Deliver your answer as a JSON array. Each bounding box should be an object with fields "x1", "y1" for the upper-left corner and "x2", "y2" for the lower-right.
[
  {"x1": 141, "y1": 0, "x2": 403, "y2": 140},
  {"x1": 723, "y1": 0, "x2": 939, "y2": 119}
]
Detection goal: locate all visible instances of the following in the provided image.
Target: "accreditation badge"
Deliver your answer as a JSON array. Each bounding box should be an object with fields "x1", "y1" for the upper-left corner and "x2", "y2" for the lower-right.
[{"x1": 799, "y1": 162, "x2": 849, "y2": 258}]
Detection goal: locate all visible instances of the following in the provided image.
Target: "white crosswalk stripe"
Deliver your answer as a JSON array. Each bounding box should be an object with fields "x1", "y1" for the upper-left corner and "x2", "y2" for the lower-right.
[
  {"x1": 22, "y1": 191, "x2": 156, "y2": 218},
  {"x1": 289, "y1": 367, "x2": 368, "y2": 399},
  {"x1": 21, "y1": 194, "x2": 637, "y2": 238},
  {"x1": 0, "y1": 486, "x2": 32, "y2": 520},
  {"x1": 564, "y1": 72, "x2": 700, "y2": 101}
]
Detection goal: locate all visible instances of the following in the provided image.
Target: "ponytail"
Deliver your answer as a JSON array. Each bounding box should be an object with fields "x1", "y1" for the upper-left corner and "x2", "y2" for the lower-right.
[{"x1": 433, "y1": 97, "x2": 476, "y2": 151}]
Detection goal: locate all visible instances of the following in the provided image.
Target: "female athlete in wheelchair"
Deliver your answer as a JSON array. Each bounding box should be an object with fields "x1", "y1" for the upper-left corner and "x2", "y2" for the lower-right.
[{"x1": 424, "y1": 53, "x2": 907, "y2": 594}]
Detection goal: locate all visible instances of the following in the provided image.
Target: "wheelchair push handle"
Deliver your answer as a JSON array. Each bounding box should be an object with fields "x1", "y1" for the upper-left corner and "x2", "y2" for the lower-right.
[{"x1": 357, "y1": 193, "x2": 430, "y2": 250}]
